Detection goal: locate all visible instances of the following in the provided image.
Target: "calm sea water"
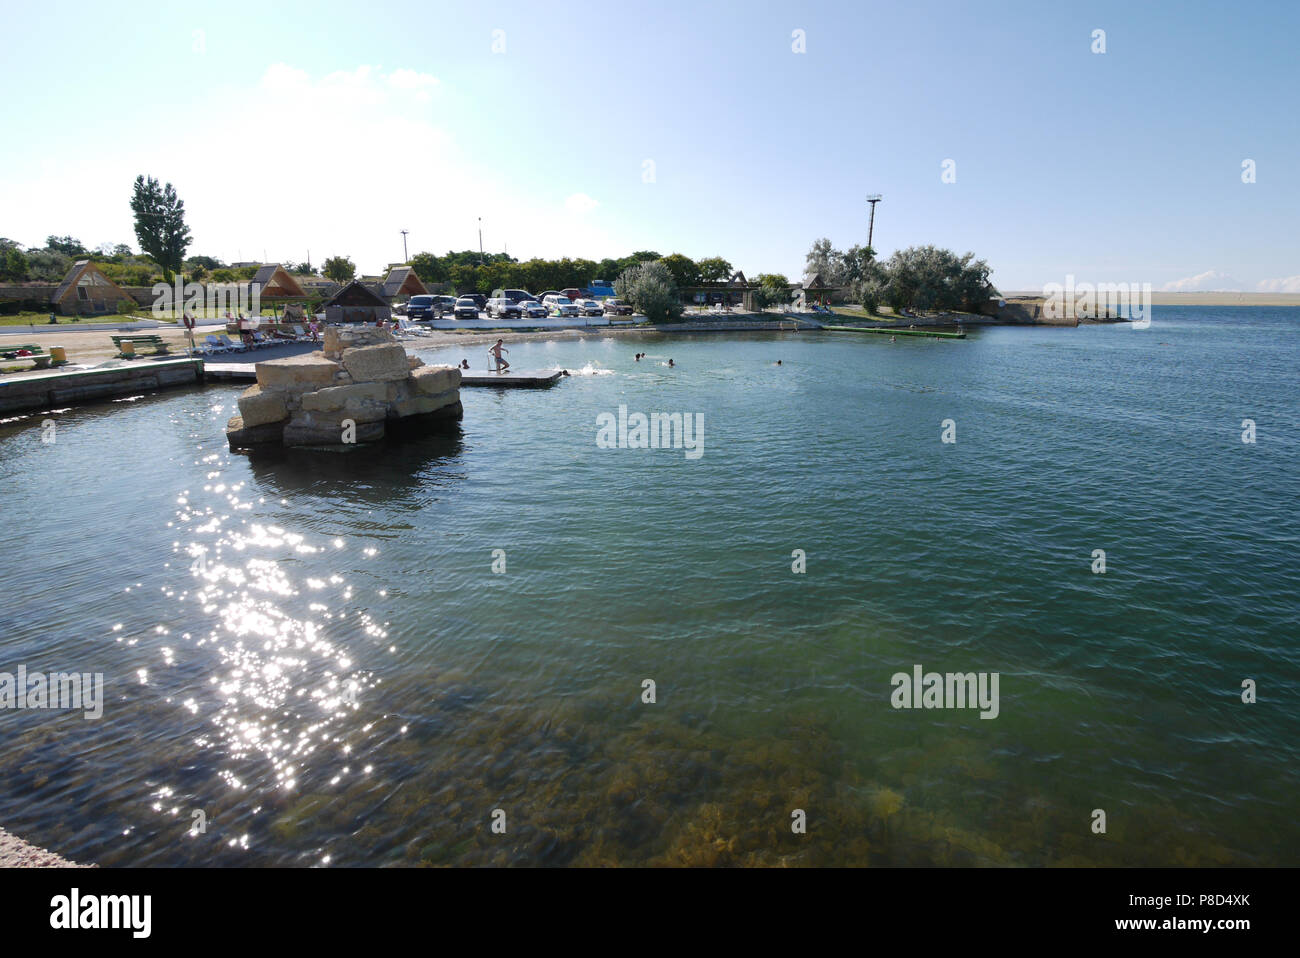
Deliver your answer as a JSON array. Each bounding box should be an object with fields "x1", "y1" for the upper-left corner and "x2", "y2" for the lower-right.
[{"x1": 1, "y1": 307, "x2": 1296, "y2": 866}]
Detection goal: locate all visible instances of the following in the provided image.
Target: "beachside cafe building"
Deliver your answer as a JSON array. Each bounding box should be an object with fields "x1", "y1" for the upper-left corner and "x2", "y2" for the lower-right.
[
  {"x1": 322, "y1": 280, "x2": 392, "y2": 324},
  {"x1": 681, "y1": 271, "x2": 756, "y2": 309}
]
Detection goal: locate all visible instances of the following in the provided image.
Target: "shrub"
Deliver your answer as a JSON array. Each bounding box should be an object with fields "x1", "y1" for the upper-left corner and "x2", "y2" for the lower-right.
[{"x1": 614, "y1": 260, "x2": 682, "y2": 324}]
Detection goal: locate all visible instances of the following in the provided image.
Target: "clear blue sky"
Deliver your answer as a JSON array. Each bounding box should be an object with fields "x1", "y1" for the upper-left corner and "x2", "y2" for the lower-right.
[{"x1": 2, "y1": 0, "x2": 1297, "y2": 290}]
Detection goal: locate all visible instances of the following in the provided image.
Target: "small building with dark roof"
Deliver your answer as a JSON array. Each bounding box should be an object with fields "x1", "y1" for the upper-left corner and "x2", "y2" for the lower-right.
[
  {"x1": 250, "y1": 264, "x2": 307, "y2": 299},
  {"x1": 800, "y1": 271, "x2": 840, "y2": 305},
  {"x1": 379, "y1": 266, "x2": 429, "y2": 301},
  {"x1": 322, "y1": 280, "x2": 392, "y2": 324},
  {"x1": 49, "y1": 260, "x2": 137, "y2": 315}
]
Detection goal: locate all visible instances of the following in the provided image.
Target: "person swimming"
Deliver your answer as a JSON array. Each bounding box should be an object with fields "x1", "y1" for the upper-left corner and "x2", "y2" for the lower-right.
[
  {"x1": 667, "y1": 358, "x2": 675, "y2": 367},
  {"x1": 460, "y1": 359, "x2": 470, "y2": 369},
  {"x1": 776, "y1": 360, "x2": 782, "y2": 365}
]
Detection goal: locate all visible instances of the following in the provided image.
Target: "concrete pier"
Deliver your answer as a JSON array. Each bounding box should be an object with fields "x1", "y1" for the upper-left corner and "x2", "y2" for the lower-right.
[
  {"x1": 821, "y1": 325, "x2": 966, "y2": 340},
  {"x1": 0, "y1": 358, "x2": 204, "y2": 414},
  {"x1": 460, "y1": 369, "x2": 564, "y2": 388}
]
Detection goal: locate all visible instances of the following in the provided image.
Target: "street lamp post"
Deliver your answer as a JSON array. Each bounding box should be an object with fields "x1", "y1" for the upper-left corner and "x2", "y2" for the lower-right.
[
  {"x1": 401, "y1": 230, "x2": 409, "y2": 263},
  {"x1": 866, "y1": 195, "x2": 882, "y2": 252}
]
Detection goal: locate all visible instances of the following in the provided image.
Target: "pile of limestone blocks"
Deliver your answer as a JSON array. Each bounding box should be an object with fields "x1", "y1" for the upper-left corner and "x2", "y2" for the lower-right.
[{"x1": 226, "y1": 326, "x2": 462, "y2": 450}]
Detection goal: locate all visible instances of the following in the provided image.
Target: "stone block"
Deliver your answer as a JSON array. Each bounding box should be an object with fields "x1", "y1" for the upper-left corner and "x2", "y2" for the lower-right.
[
  {"x1": 256, "y1": 354, "x2": 340, "y2": 390},
  {"x1": 300, "y1": 382, "x2": 389, "y2": 413},
  {"x1": 410, "y1": 365, "x2": 461, "y2": 396},
  {"x1": 226, "y1": 414, "x2": 286, "y2": 449},
  {"x1": 283, "y1": 415, "x2": 385, "y2": 446},
  {"x1": 236, "y1": 385, "x2": 288, "y2": 427},
  {"x1": 341, "y1": 343, "x2": 410, "y2": 382}
]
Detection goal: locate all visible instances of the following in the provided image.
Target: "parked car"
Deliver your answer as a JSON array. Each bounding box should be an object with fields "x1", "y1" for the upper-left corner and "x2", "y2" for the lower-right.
[
  {"x1": 576, "y1": 299, "x2": 604, "y2": 317},
  {"x1": 392, "y1": 301, "x2": 409, "y2": 316},
  {"x1": 536, "y1": 291, "x2": 562, "y2": 304},
  {"x1": 406, "y1": 294, "x2": 441, "y2": 320},
  {"x1": 518, "y1": 300, "x2": 548, "y2": 319},
  {"x1": 453, "y1": 297, "x2": 480, "y2": 319},
  {"x1": 492, "y1": 288, "x2": 535, "y2": 305},
  {"x1": 603, "y1": 298, "x2": 634, "y2": 316},
  {"x1": 459, "y1": 293, "x2": 487, "y2": 312},
  {"x1": 560, "y1": 288, "x2": 582, "y2": 302},
  {"x1": 545, "y1": 296, "x2": 580, "y2": 318},
  {"x1": 433, "y1": 295, "x2": 458, "y2": 314},
  {"x1": 487, "y1": 298, "x2": 523, "y2": 318}
]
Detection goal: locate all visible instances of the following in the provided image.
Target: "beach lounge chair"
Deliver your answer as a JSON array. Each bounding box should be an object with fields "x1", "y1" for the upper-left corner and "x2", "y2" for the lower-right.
[
  {"x1": 291, "y1": 324, "x2": 313, "y2": 342},
  {"x1": 399, "y1": 319, "x2": 430, "y2": 337},
  {"x1": 202, "y1": 335, "x2": 229, "y2": 354},
  {"x1": 250, "y1": 331, "x2": 276, "y2": 348},
  {"x1": 218, "y1": 334, "x2": 247, "y2": 352}
]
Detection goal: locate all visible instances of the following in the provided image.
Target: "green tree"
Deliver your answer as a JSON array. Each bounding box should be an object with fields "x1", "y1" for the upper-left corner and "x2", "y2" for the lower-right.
[
  {"x1": 804, "y1": 237, "x2": 836, "y2": 282},
  {"x1": 130, "y1": 176, "x2": 193, "y2": 282},
  {"x1": 322, "y1": 255, "x2": 356, "y2": 284},
  {"x1": 659, "y1": 253, "x2": 700, "y2": 288},
  {"x1": 448, "y1": 263, "x2": 478, "y2": 293},
  {"x1": 754, "y1": 273, "x2": 792, "y2": 309},
  {"x1": 409, "y1": 251, "x2": 448, "y2": 284},
  {"x1": 616, "y1": 250, "x2": 662, "y2": 274},
  {"x1": 186, "y1": 254, "x2": 225, "y2": 271},
  {"x1": 882, "y1": 246, "x2": 992, "y2": 312},
  {"x1": 45, "y1": 235, "x2": 87, "y2": 256},
  {"x1": 615, "y1": 260, "x2": 682, "y2": 324},
  {"x1": 0, "y1": 247, "x2": 28, "y2": 282},
  {"x1": 696, "y1": 256, "x2": 733, "y2": 282},
  {"x1": 22, "y1": 249, "x2": 72, "y2": 283}
]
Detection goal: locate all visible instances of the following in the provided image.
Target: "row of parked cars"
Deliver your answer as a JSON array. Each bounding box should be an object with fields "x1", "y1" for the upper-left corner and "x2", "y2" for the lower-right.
[{"x1": 398, "y1": 290, "x2": 634, "y2": 321}]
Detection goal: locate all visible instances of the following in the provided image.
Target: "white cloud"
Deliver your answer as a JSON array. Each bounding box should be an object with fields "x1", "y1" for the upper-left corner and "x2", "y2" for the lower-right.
[
  {"x1": 563, "y1": 193, "x2": 599, "y2": 215},
  {"x1": 386, "y1": 68, "x2": 440, "y2": 101},
  {"x1": 1256, "y1": 275, "x2": 1300, "y2": 293},
  {"x1": 1160, "y1": 270, "x2": 1245, "y2": 292}
]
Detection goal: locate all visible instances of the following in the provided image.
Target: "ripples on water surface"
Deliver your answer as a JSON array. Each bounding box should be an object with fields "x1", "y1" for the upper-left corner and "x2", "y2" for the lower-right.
[{"x1": 0, "y1": 308, "x2": 1296, "y2": 866}]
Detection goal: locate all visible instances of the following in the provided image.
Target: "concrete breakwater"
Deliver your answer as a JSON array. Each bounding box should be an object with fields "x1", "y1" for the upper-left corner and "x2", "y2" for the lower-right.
[
  {"x1": 226, "y1": 325, "x2": 462, "y2": 450},
  {"x1": 0, "y1": 358, "x2": 203, "y2": 414}
]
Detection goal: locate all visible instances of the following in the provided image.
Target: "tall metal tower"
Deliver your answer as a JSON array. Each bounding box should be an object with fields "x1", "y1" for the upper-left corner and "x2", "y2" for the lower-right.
[
  {"x1": 400, "y1": 230, "x2": 409, "y2": 263},
  {"x1": 866, "y1": 195, "x2": 882, "y2": 251}
]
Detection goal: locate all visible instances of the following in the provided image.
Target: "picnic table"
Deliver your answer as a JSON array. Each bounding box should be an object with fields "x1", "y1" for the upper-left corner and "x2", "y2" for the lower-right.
[{"x1": 111, "y1": 334, "x2": 170, "y2": 358}]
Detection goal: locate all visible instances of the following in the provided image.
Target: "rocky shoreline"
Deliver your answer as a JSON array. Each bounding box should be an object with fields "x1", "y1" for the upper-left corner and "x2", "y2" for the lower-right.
[{"x1": 0, "y1": 825, "x2": 89, "y2": 868}]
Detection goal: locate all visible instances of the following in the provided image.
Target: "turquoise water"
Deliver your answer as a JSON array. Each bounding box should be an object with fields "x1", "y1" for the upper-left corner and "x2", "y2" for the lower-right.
[{"x1": 0, "y1": 307, "x2": 1296, "y2": 866}]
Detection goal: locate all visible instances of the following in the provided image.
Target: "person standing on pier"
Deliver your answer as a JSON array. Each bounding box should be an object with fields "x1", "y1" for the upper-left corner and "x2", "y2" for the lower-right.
[
  {"x1": 490, "y1": 340, "x2": 510, "y2": 371},
  {"x1": 182, "y1": 310, "x2": 197, "y2": 354}
]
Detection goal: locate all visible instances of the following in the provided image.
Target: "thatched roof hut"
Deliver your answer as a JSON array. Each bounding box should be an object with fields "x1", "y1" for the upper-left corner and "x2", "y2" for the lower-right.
[
  {"x1": 251, "y1": 264, "x2": 307, "y2": 299},
  {"x1": 379, "y1": 267, "x2": 428, "y2": 300},
  {"x1": 49, "y1": 261, "x2": 136, "y2": 315}
]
